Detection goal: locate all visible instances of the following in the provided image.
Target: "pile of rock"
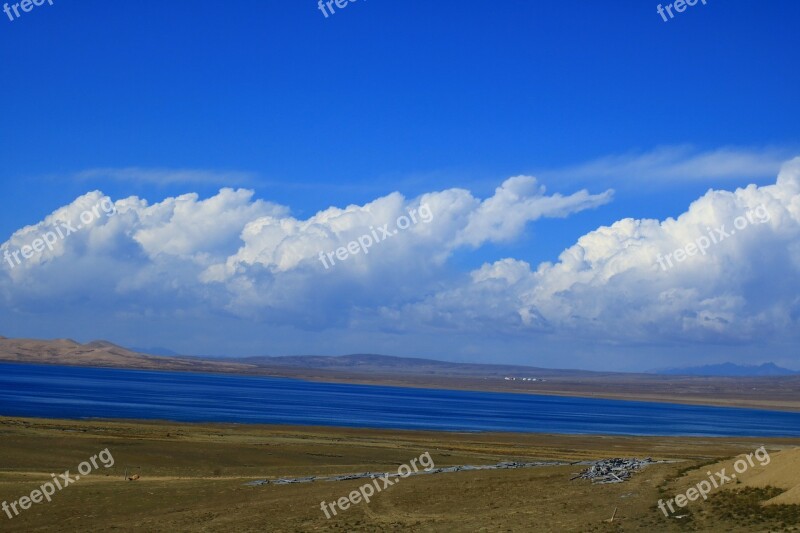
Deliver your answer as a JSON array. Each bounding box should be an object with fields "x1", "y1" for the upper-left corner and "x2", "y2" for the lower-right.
[
  {"x1": 571, "y1": 458, "x2": 655, "y2": 484},
  {"x1": 246, "y1": 460, "x2": 568, "y2": 486}
]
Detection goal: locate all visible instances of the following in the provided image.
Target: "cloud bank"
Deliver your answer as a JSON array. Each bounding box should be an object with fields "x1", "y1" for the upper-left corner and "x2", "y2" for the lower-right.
[
  {"x1": 2, "y1": 159, "x2": 800, "y2": 369},
  {"x1": 399, "y1": 159, "x2": 800, "y2": 345}
]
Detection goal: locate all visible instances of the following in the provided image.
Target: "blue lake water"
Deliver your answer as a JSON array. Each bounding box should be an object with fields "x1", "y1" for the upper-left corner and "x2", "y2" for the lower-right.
[{"x1": 1, "y1": 362, "x2": 799, "y2": 436}]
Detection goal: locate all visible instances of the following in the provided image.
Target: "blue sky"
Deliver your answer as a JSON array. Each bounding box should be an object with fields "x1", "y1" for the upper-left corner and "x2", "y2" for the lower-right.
[{"x1": 1, "y1": 1, "x2": 799, "y2": 370}]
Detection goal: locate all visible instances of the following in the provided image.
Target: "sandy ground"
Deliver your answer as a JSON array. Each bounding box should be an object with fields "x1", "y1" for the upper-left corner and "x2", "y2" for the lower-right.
[
  {"x1": 1, "y1": 416, "x2": 800, "y2": 532},
  {"x1": 668, "y1": 447, "x2": 800, "y2": 505}
]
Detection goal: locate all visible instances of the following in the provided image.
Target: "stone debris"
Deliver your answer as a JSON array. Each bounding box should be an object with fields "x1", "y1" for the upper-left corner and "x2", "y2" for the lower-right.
[
  {"x1": 245, "y1": 460, "x2": 567, "y2": 486},
  {"x1": 271, "y1": 476, "x2": 316, "y2": 485},
  {"x1": 570, "y1": 458, "x2": 656, "y2": 484}
]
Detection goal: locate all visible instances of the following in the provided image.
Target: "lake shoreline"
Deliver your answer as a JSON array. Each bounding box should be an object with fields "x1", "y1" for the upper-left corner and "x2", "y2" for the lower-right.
[
  {"x1": 2, "y1": 358, "x2": 799, "y2": 413},
  {"x1": 3, "y1": 362, "x2": 800, "y2": 437}
]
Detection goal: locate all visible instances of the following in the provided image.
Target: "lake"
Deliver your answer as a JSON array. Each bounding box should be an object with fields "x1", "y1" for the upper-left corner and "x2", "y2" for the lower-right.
[{"x1": 1, "y1": 362, "x2": 799, "y2": 436}]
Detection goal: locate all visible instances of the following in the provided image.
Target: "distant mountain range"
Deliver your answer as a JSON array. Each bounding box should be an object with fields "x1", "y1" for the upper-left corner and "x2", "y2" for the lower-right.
[
  {"x1": 130, "y1": 346, "x2": 182, "y2": 357},
  {"x1": 655, "y1": 362, "x2": 798, "y2": 377},
  {"x1": 0, "y1": 336, "x2": 589, "y2": 378},
  {"x1": 2, "y1": 335, "x2": 796, "y2": 379},
  {"x1": 231, "y1": 353, "x2": 593, "y2": 378}
]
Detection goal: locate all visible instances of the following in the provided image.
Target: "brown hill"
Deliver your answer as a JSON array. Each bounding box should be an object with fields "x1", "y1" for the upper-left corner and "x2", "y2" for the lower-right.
[{"x1": 0, "y1": 336, "x2": 253, "y2": 374}]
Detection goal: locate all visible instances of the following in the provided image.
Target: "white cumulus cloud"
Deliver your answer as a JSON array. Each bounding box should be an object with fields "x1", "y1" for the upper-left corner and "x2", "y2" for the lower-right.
[{"x1": 395, "y1": 158, "x2": 800, "y2": 350}]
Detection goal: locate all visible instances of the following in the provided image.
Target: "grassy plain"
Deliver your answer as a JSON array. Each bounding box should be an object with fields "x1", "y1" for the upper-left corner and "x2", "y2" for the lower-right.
[{"x1": 1, "y1": 417, "x2": 800, "y2": 532}]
